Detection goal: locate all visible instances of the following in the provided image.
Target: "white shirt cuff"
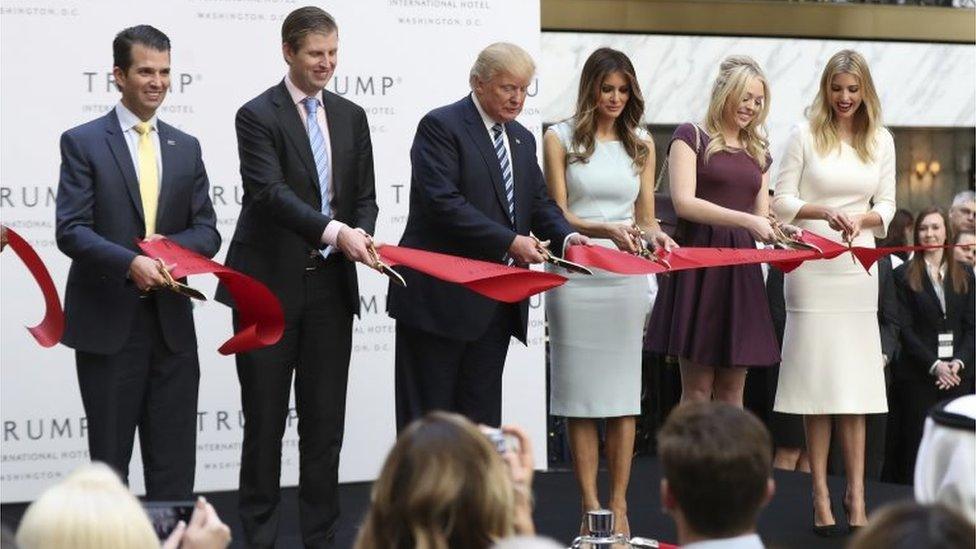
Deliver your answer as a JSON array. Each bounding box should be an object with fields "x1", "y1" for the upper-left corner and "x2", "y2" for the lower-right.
[
  {"x1": 322, "y1": 220, "x2": 349, "y2": 247},
  {"x1": 561, "y1": 232, "x2": 580, "y2": 257},
  {"x1": 929, "y1": 360, "x2": 941, "y2": 375}
]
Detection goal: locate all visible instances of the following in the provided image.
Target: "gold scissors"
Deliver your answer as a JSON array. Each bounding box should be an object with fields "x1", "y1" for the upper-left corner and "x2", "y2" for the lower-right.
[
  {"x1": 155, "y1": 259, "x2": 207, "y2": 300},
  {"x1": 531, "y1": 236, "x2": 594, "y2": 275},
  {"x1": 367, "y1": 242, "x2": 407, "y2": 287},
  {"x1": 767, "y1": 215, "x2": 823, "y2": 255},
  {"x1": 631, "y1": 223, "x2": 673, "y2": 271}
]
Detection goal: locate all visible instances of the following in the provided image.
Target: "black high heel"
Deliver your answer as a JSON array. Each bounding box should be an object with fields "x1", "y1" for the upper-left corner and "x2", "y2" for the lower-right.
[
  {"x1": 843, "y1": 498, "x2": 866, "y2": 533},
  {"x1": 812, "y1": 500, "x2": 844, "y2": 537}
]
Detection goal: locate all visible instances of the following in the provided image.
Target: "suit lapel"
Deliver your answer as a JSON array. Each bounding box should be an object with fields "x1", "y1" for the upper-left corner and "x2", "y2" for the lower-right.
[
  {"x1": 155, "y1": 122, "x2": 177, "y2": 226},
  {"x1": 462, "y1": 97, "x2": 511, "y2": 225},
  {"x1": 272, "y1": 81, "x2": 321, "y2": 204},
  {"x1": 103, "y1": 111, "x2": 145, "y2": 222},
  {"x1": 323, "y1": 91, "x2": 343, "y2": 211}
]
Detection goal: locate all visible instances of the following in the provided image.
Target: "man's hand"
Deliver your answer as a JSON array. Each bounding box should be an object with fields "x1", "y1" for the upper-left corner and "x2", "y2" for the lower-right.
[
  {"x1": 336, "y1": 226, "x2": 374, "y2": 265},
  {"x1": 162, "y1": 496, "x2": 231, "y2": 549},
  {"x1": 508, "y1": 235, "x2": 546, "y2": 265},
  {"x1": 128, "y1": 256, "x2": 169, "y2": 291}
]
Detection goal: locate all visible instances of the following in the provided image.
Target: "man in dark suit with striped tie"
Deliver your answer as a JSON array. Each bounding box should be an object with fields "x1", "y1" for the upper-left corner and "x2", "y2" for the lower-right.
[
  {"x1": 215, "y1": 7, "x2": 377, "y2": 547},
  {"x1": 388, "y1": 42, "x2": 586, "y2": 431}
]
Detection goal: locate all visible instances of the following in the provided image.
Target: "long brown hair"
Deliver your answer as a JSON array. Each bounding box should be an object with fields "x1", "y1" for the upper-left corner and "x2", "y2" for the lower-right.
[
  {"x1": 807, "y1": 50, "x2": 884, "y2": 163},
  {"x1": 353, "y1": 412, "x2": 515, "y2": 549},
  {"x1": 568, "y1": 47, "x2": 649, "y2": 171},
  {"x1": 907, "y1": 207, "x2": 969, "y2": 294}
]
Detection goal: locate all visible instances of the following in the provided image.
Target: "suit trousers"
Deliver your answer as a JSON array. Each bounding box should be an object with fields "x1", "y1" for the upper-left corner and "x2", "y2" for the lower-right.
[
  {"x1": 235, "y1": 256, "x2": 353, "y2": 549},
  {"x1": 395, "y1": 303, "x2": 518, "y2": 432},
  {"x1": 75, "y1": 295, "x2": 199, "y2": 499}
]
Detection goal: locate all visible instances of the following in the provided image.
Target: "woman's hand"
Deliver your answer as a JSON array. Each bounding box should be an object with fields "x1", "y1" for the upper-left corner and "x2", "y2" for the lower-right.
[
  {"x1": 934, "y1": 361, "x2": 962, "y2": 390},
  {"x1": 500, "y1": 424, "x2": 535, "y2": 535},
  {"x1": 821, "y1": 207, "x2": 856, "y2": 236},
  {"x1": 742, "y1": 214, "x2": 777, "y2": 243},
  {"x1": 645, "y1": 229, "x2": 678, "y2": 252},
  {"x1": 604, "y1": 222, "x2": 641, "y2": 253}
]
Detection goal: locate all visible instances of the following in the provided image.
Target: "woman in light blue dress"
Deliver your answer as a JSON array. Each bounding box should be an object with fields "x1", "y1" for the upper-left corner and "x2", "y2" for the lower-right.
[{"x1": 543, "y1": 47, "x2": 674, "y2": 537}]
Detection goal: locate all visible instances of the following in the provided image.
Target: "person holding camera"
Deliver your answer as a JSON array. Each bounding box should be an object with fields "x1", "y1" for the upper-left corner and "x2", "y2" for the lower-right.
[{"x1": 354, "y1": 412, "x2": 536, "y2": 549}]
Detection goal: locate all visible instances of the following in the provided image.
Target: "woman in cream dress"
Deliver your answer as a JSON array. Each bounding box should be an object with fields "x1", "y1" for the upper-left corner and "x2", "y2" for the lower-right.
[
  {"x1": 772, "y1": 50, "x2": 895, "y2": 534},
  {"x1": 543, "y1": 48, "x2": 673, "y2": 537}
]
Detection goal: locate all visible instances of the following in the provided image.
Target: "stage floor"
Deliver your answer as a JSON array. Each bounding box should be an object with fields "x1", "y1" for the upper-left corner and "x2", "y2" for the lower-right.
[{"x1": 1, "y1": 457, "x2": 913, "y2": 548}]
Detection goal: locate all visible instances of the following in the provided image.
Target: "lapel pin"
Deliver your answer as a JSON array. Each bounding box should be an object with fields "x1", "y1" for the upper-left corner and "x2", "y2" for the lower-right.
[
  {"x1": 515, "y1": 138, "x2": 521, "y2": 145},
  {"x1": 167, "y1": 139, "x2": 176, "y2": 146}
]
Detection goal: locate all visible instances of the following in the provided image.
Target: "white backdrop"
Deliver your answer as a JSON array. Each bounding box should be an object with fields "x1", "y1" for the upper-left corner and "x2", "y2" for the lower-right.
[{"x1": 0, "y1": 0, "x2": 547, "y2": 503}]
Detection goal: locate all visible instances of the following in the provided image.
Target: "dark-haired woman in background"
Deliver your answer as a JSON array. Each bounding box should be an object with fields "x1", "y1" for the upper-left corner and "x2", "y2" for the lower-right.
[
  {"x1": 886, "y1": 207, "x2": 974, "y2": 484},
  {"x1": 543, "y1": 47, "x2": 674, "y2": 536},
  {"x1": 878, "y1": 208, "x2": 914, "y2": 263}
]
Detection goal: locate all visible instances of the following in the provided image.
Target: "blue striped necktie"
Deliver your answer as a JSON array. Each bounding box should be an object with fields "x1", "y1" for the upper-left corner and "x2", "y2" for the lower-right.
[
  {"x1": 491, "y1": 123, "x2": 515, "y2": 225},
  {"x1": 303, "y1": 97, "x2": 331, "y2": 217},
  {"x1": 303, "y1": 96, "x2": 332, "y2": 257}
]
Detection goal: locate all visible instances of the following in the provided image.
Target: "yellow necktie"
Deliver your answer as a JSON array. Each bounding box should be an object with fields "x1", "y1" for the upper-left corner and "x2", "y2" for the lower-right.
[{"x1": 134, "y1": 122, "x2": 159, "y2": 236}]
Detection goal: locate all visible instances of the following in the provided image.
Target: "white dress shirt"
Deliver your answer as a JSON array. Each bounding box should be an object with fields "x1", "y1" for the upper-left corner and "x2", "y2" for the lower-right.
[{"x1": 283, "y1": 74, "x2": 348, "y2": 247}]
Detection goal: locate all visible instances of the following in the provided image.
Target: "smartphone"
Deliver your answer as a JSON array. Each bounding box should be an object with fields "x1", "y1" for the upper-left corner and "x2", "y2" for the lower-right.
[
  {"x1": 482, "y1": 427, "x2": 520, "y2": 455},
  {"x1": 143, "y1": 500, "x2": 195, "y2": 540}
]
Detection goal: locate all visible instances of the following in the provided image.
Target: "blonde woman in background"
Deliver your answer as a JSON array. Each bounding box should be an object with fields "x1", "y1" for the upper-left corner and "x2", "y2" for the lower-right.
[
  {"x1": 772, "y1": 49, "x2": 896, "y2": 535},
  {"x1": 543, "y1": 47, "x2": 674, "y2": 537},
  {"x1": 646, "y1": 56, "x2": 780, "y2": 407},
  {"x1": 354, "y1": 412, "x2": 535, "y2": 549},
  {"x1": 16, "y1": 462, "x2": 230, "y2": 549}
]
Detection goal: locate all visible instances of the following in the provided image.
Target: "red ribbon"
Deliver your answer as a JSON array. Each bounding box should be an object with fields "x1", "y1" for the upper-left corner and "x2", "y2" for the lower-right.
[
  {"x1": 2, "y1": 226, "x2": 64, "y2": 347},
  {"x1": 138, "y1": 238, "x2": 284, "y2": 355},
  {"x1": 376, "y1": 245, "x2": 567, "y2": 303},
  {"x1": 566, "y1": 230, "x2": 960, "y2": 276}
]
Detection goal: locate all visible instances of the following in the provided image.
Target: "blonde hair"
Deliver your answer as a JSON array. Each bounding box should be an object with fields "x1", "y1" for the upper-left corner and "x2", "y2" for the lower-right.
[
  {"x1": 807, "y1": 49, "x2": 883, "y2": 163},
  {"x1": 16, "y1": 463, "x2": 159, "y2": 549},
  {"x1": 702, "y1": 55, "x2": 771, "y2": 170},
  {"x1": 354, "y1": 412, "x2": 516, "y2": 549},
  {"x1": 568, "y1": 47, "x2": 649, "y2": 171},
  {"x1": 469, "y1": 42, "x2": 535, "y2": 88}
]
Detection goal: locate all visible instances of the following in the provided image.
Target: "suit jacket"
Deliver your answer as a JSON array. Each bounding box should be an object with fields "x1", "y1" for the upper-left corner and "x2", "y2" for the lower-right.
[
  {"x1": 877, "y1": 255, "x2": 901, "y2": 362},
  {"x1": 216, "y1": 81, "x2": 378, "y2": 317},
  {"x1": 55, "y1": 109, "x2": 220, "y2": 354},
  {"x1": 893, "y1": 261, "x2": 975, "y2": 383},
  {"x1": 387, "y1": 95, "x2": 572, "y2": 343}
]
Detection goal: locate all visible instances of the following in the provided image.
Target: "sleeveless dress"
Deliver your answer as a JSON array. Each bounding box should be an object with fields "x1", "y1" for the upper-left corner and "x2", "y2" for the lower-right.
[
  {"x1": 545, "y1": 120, "x2": 652, "y2": 417},
  {"x1": 645, "y1": 123, "x2": 780, "y2": 368},
  {"x1": 772, "y1": 123, "x2": 896, "y2": 414}
]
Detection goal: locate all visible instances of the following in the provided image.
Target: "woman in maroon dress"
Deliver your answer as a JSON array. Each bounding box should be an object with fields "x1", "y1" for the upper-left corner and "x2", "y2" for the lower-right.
[{"x1": 646, "y1": 56, "x2": 780, "y2": 406}]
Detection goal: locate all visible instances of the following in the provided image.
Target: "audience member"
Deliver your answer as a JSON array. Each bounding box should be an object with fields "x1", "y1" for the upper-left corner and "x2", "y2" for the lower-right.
[
  {"x1": 848, "y1": 502, "x2": 974, "y2": 549},
  {"x1": 954, "y1": 231, "x2": 975, "y2": 272},
  {"x1": 949, "y1": 190, "x2": 976, "y2": 234},
  {"x1": 15, "y1": 463, "x2": 230, "y2": 549},
  {"x1": 657, "y1": 402, "x2": 773, "y2": 548},
  {"x1": 886, "y1": 207, "x2": 974, "y2": 484},
  {"x1": 914, "y1": 394, "x2": 976, "y2": 524},
  {"x1": 354, "y1": 412, "x2": 535, "y2": 549},
  {"x1": 877, "y1": 207, "x2": 915, "y2": 262}
]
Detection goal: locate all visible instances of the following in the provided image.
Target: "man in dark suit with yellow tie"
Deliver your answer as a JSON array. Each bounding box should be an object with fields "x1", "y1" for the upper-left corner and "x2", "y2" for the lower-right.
[
  {"x1": 55, "y1": 25, "x2": 220, "y2": 499},
  {"x1": 216, "y1": 6, "x2": 378, "y2": 547}
]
